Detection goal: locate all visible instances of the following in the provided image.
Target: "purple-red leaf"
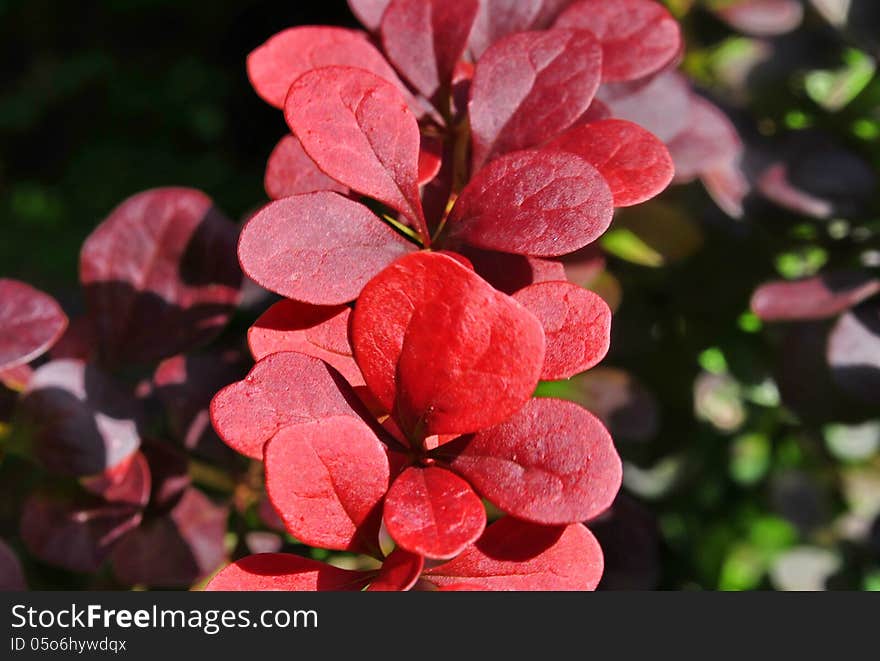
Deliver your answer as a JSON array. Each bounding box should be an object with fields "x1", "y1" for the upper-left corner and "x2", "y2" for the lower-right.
[
  {"x1": 285, "y1": 67, "x2": 428, "y2": 238},
  {"x1": 547, "y1": 119, "x2": 674, "y2": 207},
  {"x1": 367, "y1": 548, "x2": 424, "y2": 591},
  {"x1": 667, "y1": 96, "x2": 743, "y2": 183},
  {"x1": 714, "y1": 0, "x2": 803, "y2": 37},
  {"x1": 206, "y1": 553, "x2": 369, "y2": 591},
  {"x1": 210, "y1": 352, "x2": 371, "y2": 460},
  {"x1": 381, "y1": 0, "x2": 479, "y2": 102},
  {"x1": 264, "y1": 417, "x2": 389, "y2": 555},
  {"x1": 469, "y1": 29, "x2": 602, "y2": 170},
  {"x1": 513, "y1": 282, "x2": 611, "y2": 380},
  {"x1": 555, "y1": 0, "x2": 681, "y2": 82},
  {"x1": 422, "y1": 517, "x2": 604, "y2": 590},
  {"x1": 81, "y1": 451, "x2": 151, "y2": 508},
  {"x1": 569, "y1": 367, "x2": 660, "y2": 443},
  {"x1": 443, "y1": 398, "x2": 621, "y2": 523},
  {"x1": 0, "y1": 540, "x2": 26, "y2": 590},
  {"x1": 597, "y1": 71, "x2": 692, "y2": 143},
  {"x1": 468, "y1": 0, "x2": 574, "y2": 58},
  {"x1": 447, "y1": 149, "x2": 613, "y2": 257},
  {"x1": 462, "y1": 247, "x2": 567, "y2": 295},
  {"x1": 111, "y1": 488, "x2": 228, "y2": 587},
  {"x1": 21, "y1": 360, "x2": 141, "y2": 476},
  {"x1": 264, "y1": 134, "x2": 348, "y2": 200},
  {"x1": 383, "y1": 466, "x2": 486, "y2": 559},
  {"x1": 752, "y1": 273, "x2": 880, "y2": 322},
  {"x1": 80, "y1": 188, "x2": 241, "y2": 365},
  {"x1": 0, "y1": 279, "x2": 68, "y2": 371},
  {"x1": 352, "y1": 252, "x2": 545, "y2": 437},
  {"x1": 239, "y1": 192, "x2": 415, "y2": 305},
  {"x1": 248, "y1": 300, "x2": 363, "y2": 387},
  {"x1": 247, "y1": 26, "x2": 405, "y2": 109}
]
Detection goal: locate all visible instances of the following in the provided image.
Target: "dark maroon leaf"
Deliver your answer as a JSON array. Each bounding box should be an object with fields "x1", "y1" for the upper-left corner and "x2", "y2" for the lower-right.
[
  {"x1": 0, "y1": 279, "x2": 68, "y2": 371},
  {"x1": 264, "y1": 134, "x2": 348, "y2": 200},
  {"x1": 140, "y1": 439, "x2": 191, "y2": 510},
  {"x1": 827, "y1": 303, "x2": 880, "y2": 406},
  {"x1": 588, "y1": 494, "x2": 660, "y2": 590},
  {"x1": 568, "y1": 367, "x2": 660, "y2": 443},
  {"x1": 21, "y1": 360, "x2": 141, "y2": 476},
  {"x1": 752, "y1": 273, "x2": 880, "y2": 322},
  {"x1": 461, "y1": 247, "x2": 567, "y2": 295},
  {"x1": 469, "y1": 29, "x2": 602, "y2": 169},
  {"x1": 81, "y1": 451, "x2": 151, "y2": 508},
  {"x1": 206, "y1": 553, "x2": 369, "y2": 591},
  {"x1": 0, "y1": 540, "x2": 26, "y2": 591},
  {"x1": 80, "y1": 188, "x2": 242, "y2": 365}
]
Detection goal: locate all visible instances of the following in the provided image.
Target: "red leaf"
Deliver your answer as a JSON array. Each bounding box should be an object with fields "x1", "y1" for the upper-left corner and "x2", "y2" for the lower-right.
[
  {"x1": 80, "y1": 188, "x2": 241, "y2": 365},
  {"x1": 247, "y1": 26, "x2": 405, "y2": 109},
  {"x1": 264, "y1": 134, "x2": 348, "y2": 200},
  {"x1": 285, "y1": 67, "x2": 428, "y2": 239},
  {"x1": 468, "y1": 0, "x2": 548, "y2": 59},
  {"x1": 348, "y1": 0, "x2": 392, "y2": 32},
  {"x1": 714, "y1": 0, "x2": 803, "y2": 37},
  {"x1": 0, "y1": 540, "x2": 26, "y2": 591},
  {"x1": 0, "y1": 279, "x2": 68, "y2": 371},
  {"x1": 81, "y1": 451, "x2": 151, "y2": 508},
  {"x1": 381, "y1": 0, "x2": 479, "y2": 103},
  {"x1": 547, "y1": 119, "x2": 674, "y2": 207},
  {"x1": 239, "y1": 192, "x2": 415, "y2": 305},
  {"x1": 668, "y1": 96, "x2": 742, "y2": 183},
  {"x1": 367, "y1": 548, "x2": 424, "y2": 591},
  {"x1": 469, "y1": 29, "x2": 602, "y2": 170},
  {"x1": 447, "y1": 149, "x2": 613, "y2": 257},
  {"x1": 752, "y1": 273, "x2": 880, "y2": 322},
  {"x1": 210, "y1": 352, "x2": 371, "y2": 459},
  {"x1": 598, "y1": 70, "x2": 691, "y2": 143},
  {"x1": 264, "y1": 417, "x2": 389, "y2": 555},
  {"x1": 418, "y1": 135, "x2": 444, "y2": 186},
  {"x1": 21, "y1": 360, "x2": 141, "y2": 476},
  {"x1": 206, "y1": 553, "x2": 369, "y2": 591},
  {"x1": 383, "y1": 466, "x2": 485, "y2": 559},
  {"x1": 140, "y1": 439, "x2": 192, "y2": 510},
  {"x1": 442, "y1": 398, "x2": 621, "y2": 524},
  {"x1": 352, "y1": 252, "x2": 545, "y2": 437},
  {"x1": 555, "y1": 0, "x2": 681, "y2": 82},
  {"x1": 422, "y1": 517, "x2": 604, "y2": 590},
  {"x1": 513, "y1": 282, "x2": 611, "y2": 380},
  {"x1": 248, "y1": 300, "x2": 363, "y2": 387},
  {"x1": 111, "y1": 488, "x2": 228, "y2": 587},
  {"x1": 462, "y1": 247, "x2": 567, "y2": 295}
]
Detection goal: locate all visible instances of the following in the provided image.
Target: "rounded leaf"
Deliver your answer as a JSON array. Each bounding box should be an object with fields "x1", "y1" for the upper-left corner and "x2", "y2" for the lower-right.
[
  {"x1": 81, "y1": 451, "x2": 151, "y2": 508},
  {"x1": 468, "y1": 0, "x2": 544, "y2": 58},
  {"x1": 0, "y1": 279, "x2": 68, "y2": 371},
  {"x1": 462, "y1": 247, "x2": 567, "y2": 295},
  {"x1": 752, "y1": 273, "x2": 880, "y2": 322},
  {"x1": 264, "y1": 134, "x2": 348, "y2": 200},
  {"x1": 597, "y1": 70, "x2": 691, "y2": 143},
  {"x1": 206, "y1": 553, "x2": 369, "y2": 591},
  {"x1": 714, "y1": 0, "x2": 803, "y2": 37},
  {"x1": 367, "y1": 548, "x2": 424, "y2": 591}
]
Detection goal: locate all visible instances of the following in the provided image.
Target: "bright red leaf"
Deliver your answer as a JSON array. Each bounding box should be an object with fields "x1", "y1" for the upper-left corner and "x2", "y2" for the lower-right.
[
  {"x1": 206, "y1": 553, "x2": 369, "y2": 591},
  {"x1": 239, "y1": 192, "x2": 415, "y2": 305},
  {"x1": 555, "y1": 0, "x2": 681, "y2": 82},
  {"x1": 469, "y1": 29, "x2": 602, "y2": 170},
  {"x1": 264, "y1": 134, "x2": 348, "y2": 200},
  {"x1": 210, "y1": 352, "x2": 371, "y2": 459},
  {"x1": 443, "y1": 398, "x2": 621, "y2": 524},
  {"x1": 367, "y1": 548, "x2": 424, "y2": 591},
  {"x1": 547, "y1": 119, "x2": 674, "y2": 207},
  {"x1": 513, "y1": 282, "x2": 611, "y2": 380},
  {"x1": 751, "y1": 273, "x2": 880, "y2": 322},
  {"x1": 0, "y1": 279, "x2": 68, "y2": 371},
  {"x1": 284, "y1": 67, "x2": 428, "y2": 239},
  {"x1": 447, "y1": 149, "x2": 614, "y2": 257},
  {"x1": 383, "y1": 466, "x2": 486, "y2": 559},
  {"x1": 422, "y1": 517, "x2": 604, "y2": 590},
  {"x1": 248, "y1": 299, "x2": 363, "y2": 387}
]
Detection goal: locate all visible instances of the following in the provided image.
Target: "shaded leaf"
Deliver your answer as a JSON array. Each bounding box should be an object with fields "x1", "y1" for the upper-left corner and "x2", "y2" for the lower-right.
[
  {"x1": 668, "y1": 96, "x2": 742, "y2": 183},
  {"x1": 828, "y1": 304, "x2": 880, "y2": 406},
  {"x1": 715, "y1": 0, "x2": 803, "y2": 37},
  {"x1": 264, "y1": 134, "x2": 348, "y2": 200},
  {"x1": 81, "y1": 451, "x2": 151, "y2": 508},
  {"x1": 568, "y1": 367, "x2": 660, "y2": 443},
  {"x1": 597, "y1": 70, "x2": 692, "y2": 142},
  {"x1": 461, "y1": 247, "x2": 567, "y2": 295},
  {"x1": 0, "y1": 540, "x2": 26, "y2": 590},
  {"x1": 751, "y1": 272, "x2": 880, "y2": 322},
  {"x1": 367, "y1": 548, "x2": 424, "y2": 591},
  {"x1": 0, "y1": 279, "x2": 68, "y2": 371},
  {"x1": 206, "y1": 553, "x2": 369, "y2": 591}
]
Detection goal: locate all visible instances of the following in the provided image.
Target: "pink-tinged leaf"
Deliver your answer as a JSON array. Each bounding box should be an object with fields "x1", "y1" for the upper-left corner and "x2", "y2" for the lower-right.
[
  {"x1": 569, "y1": 367, "x2": 660, "y2": 443},
  {"x1": 348, "y1": 0, "x2": 392, "y2": 32},
  {"x1": 0, "y1": 364, "x2": 32, "y2": 391},
  {"x1": 547, "y1": 119, "x2": 674, "y2": 207},
  {"x1": 558, "y1": 244, "x2": 606, "y2": 288},
  {"x1": 462, "y1": 247, "x2": 567, "y2": 295},
  {"x1": 206, "y1": 553, "x2": 369, "y2": 591},
  {"x1": 367, "y1": 548, "x2": 424, "y2": 591},
  {"x1": 576, "y1": 98, "x2": 612, "y2": 124},
  {"x1": 381, "y1": 0, "x2": 479, "y2": 102},
  {"x1": 80, "y1": 188, "x2": 241, "y2": 365},
  {"x1": 668, "y1": 96, "x2": 743, "y2": 183},
  {"x1": 703, "y1": 159, "x2": 750, "y2": 219},
  {"x1": 513, "y1": 282, "x2": 611, "y2": 380},
  {"x1": 468, "y1": 0, "x2": 543, "y2": 59},
  {"x1": 247, "y1": 26, "x2": 405, "y2": 109},
  {"x1": 21, "y1": 360, "x2": 141, "y2": 476},
  {"x1": 827, "y1": 304, "x2": 880, "y2": 406},
  {"x1": 285, "y1": 67, "x2": 428, "y2": 238},
  {"x1": 111, "y1": 488, "x2": 228, "y2": 587},
  {"x1": 81, "y1": 451, "x2": 151, "y2": 508},
  {"x1": 442, "y1": 398, "x2": 621, "y2": 523},
  {"x1": 0, "y1": 539, "x2": 26, "y2": 591},
  {"x1": 383, "y1": 466, "x2": 486, "y2": 559},
  {"x1": 598, "y1": 71, "x2": 692, "y2": 143},
  {"x1": 265, "y1": 417, "x2": 389, "y2": 555},
  {"x1": 447, "y1": 149, "x2": 613, "y2": 257},
  {"x1": 752, "y1": 273, "x2": 880, "y2": 322},
  {"x1": 352, "y1": 252, "x2": 545, "y2": 437},
  {"x1": 555, "y1": 0, "x2": 681, "y2": 82},
  {"x1": 0, "y1": 279, "x2": 68, "y2": 371},
  {"x1": 714, "y1": 0, "x2": 803, "y2": 37},
  {"x1": 418, "y1": 135, "x2": 444, "y2": 186},
  {"x1": 248, "y1": 300, "x2": 363, "y2": 387},
  {"x1": 154, "y1": 352, "x2": 248, "y2": 452},
  {"x1": 422, "y1": 517, "x2": 604, "y2": 590},
  {"x1": 756, "y1": 163, "x2": 833, "y2": 219},
  {"x1": 469, "y1": 29, "x2": 602, "y2": 170},
  {"x1": 20, "y1": 492, "x2": 142, "y2": 573},
  {"x1": 210, "y1": 352, "x2": 370, "y2": 460},
  {"x1": 238, "y1": 192, "x2": 416, "y2": 306},
  {"x1": 264, "y1": 134, "x2": 348, "y2": 200}
]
